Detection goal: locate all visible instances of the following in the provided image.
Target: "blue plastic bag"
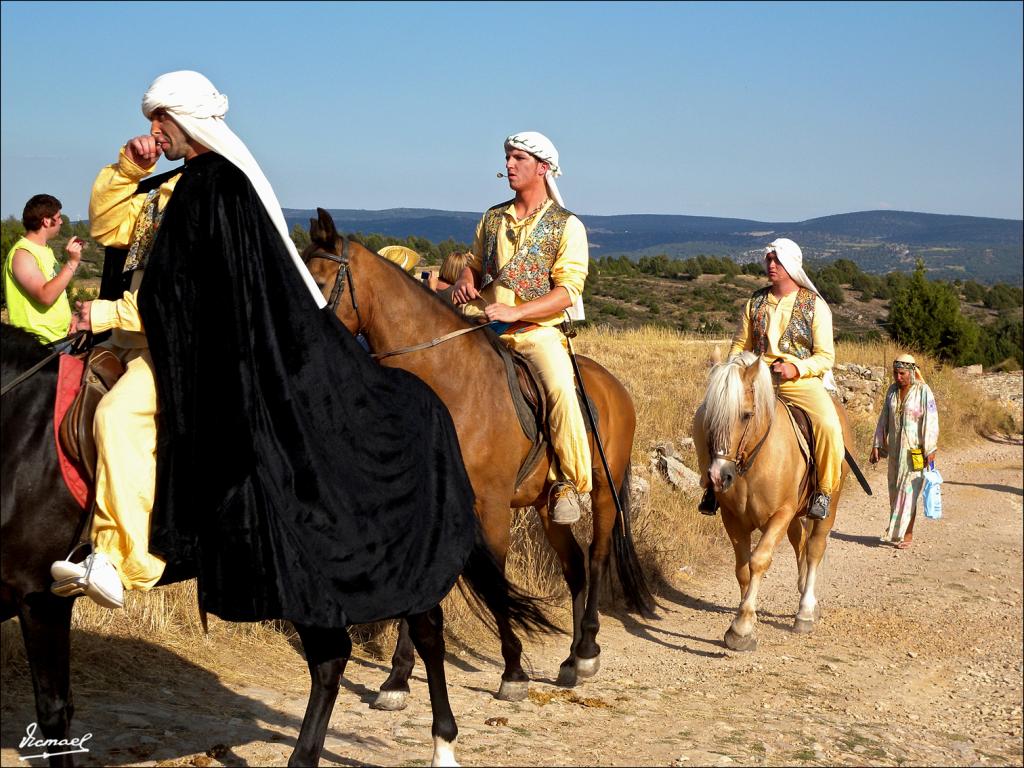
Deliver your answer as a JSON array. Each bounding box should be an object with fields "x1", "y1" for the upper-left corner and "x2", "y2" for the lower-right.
[{"x1": 923, "y1": 466, "x2": 943, "y2": 520}]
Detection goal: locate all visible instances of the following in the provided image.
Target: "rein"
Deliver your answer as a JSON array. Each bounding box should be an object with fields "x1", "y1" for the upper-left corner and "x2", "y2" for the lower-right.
[
  {"x1": 371, "y1": 322, "x2": 498, "y2": 361},
  {"x1": 307, "y1": 240, "x2": 504, "y2": 361},
  {"x1": 1, "y1": 331, "x2": 88, "y2": 397}
]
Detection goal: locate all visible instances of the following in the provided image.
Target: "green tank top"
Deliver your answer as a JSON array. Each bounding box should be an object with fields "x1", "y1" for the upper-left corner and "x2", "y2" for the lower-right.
[{"x1": 3, "y1": 236, "x2": 73, "y2": 343}]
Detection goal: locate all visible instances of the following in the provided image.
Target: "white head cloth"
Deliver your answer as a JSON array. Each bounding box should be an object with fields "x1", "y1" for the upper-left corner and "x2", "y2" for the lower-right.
[
  {"x1": 766, "y1": 238, "x2": 820, "y2": 298},
  {"x1": 142, "y1": 71, "x2": 325, "y2": 308},
  {"x1": 504, "y1": 131, "x2": 564, "y2": 207}
]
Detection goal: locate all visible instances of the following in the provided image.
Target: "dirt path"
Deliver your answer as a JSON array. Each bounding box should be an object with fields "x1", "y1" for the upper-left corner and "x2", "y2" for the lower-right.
[{"x1": 3, "y1": 440, "x2": 1022, "y2": 767}]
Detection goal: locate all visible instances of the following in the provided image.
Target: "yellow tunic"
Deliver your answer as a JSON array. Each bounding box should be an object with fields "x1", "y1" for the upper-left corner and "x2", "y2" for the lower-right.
[
  {"x1": 729, "y1": 289, "x2": 844, "y2": 496},
  {"x1": 86, "y1": 149, "x2": 181, "y2": 590},
  {"x1": 465, "y1": 199, "x2": 593, "y2": 493}
]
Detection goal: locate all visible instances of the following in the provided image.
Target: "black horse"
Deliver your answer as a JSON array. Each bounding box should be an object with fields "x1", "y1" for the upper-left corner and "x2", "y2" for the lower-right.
[{"x1": 0, "y1": 323, "x2": 554, "y2": 767}]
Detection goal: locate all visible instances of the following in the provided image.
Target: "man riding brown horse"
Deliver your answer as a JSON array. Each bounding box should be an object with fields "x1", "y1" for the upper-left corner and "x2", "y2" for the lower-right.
[{"x1": 451, "y1": 131, "x2": 591, "y2": 525}]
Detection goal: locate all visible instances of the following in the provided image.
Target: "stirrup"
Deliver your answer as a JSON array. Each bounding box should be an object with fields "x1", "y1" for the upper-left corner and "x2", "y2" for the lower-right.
[{"x1": 51, "y1": 575, "x2": 88, "y2": 598}]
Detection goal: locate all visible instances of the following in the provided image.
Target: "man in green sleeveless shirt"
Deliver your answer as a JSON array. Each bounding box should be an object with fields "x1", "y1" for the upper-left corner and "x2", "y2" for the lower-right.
[
  {"x1": 452, "y1": 131, "x2": 592, "y2": 524},
  {"x1": 698, "y1": 238, "x2": 844, "y2": 521},
  {"x1": 3, "y1": 194, "x2": 84, "y2": 345}
]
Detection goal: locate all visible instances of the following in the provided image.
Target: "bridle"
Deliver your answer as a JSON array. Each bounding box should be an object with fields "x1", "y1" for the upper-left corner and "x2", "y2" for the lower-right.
[
  {"x1": 304, "y1": 238, "x2": 496, "y2": 360},
  {"x1": 305, "y1": 236, "x2": 363, "y2": 328},
  {"x1": 711, "y1": 384, "x2": 775, "y2": 477}
]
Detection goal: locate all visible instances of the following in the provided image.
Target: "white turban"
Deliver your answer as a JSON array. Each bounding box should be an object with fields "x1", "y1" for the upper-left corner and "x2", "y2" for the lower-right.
[
  {"x1": 765, "y1": 238, "x2": 820, "y2": 298},
  {"x1": 504, "y1": 131, "x2": 564, "y2": 207},
  {"x1": 142, "y1": 71, "x2": 325, "y2": 308}
]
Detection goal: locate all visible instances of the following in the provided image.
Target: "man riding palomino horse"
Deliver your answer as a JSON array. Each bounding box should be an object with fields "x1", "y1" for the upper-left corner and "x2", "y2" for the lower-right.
[
  {"x1": 698, "y1": 237, "x2": 844, "y2": 521},
  {"x1": 452, "y1": 131, "x2": 591, "y2": 525}
]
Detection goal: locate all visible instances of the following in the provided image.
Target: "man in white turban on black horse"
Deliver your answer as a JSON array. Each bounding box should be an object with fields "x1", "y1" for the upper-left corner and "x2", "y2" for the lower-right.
[{"x1": 51, "y1": 71, "x2": 476, "y2": 629}]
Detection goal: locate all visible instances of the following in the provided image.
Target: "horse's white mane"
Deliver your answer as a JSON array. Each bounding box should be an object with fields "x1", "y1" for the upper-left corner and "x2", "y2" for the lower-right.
[{"x1": 701, "y1": 351, "x2": 775, "y2": 453}]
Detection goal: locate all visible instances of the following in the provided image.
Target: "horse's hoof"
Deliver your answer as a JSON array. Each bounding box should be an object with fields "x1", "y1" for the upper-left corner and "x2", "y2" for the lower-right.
[
  {"x1": 724, "y1": 627, "x2": 758, "y2": 652},
  {"x1": 431, "y1": 736, "x2": 460, "y2": 767},
  {"x1": 575, "y1": 655, "x2": 600, "y2": 679},
  {"x1": 371, "y1": 689, "x2": 409, "y2": 711},
  {"x1": 496, "y1": 679, "x2": 529, "y2": 701},
  {"x1": 793, "y1": 617, "x2": 815, "y2": 634},
  {"x1": 556, "y1": 663, "x2": 577, "y2": 687}
]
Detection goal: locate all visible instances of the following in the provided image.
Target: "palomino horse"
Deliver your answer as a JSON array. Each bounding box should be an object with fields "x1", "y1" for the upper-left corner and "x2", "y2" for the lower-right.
[
  {"x1": 302, "y1": 208, "x2": 654, "y2": 706},
  {"x1": 692, "y1": 351, "x2": 852, "y2": 651},
  {"x1": 0, "y1": 323, "x2": 551, "y2": 767}
]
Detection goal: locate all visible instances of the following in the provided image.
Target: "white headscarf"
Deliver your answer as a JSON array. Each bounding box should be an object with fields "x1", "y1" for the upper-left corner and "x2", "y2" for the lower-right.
[
  {"x1": 504, "y1": 131, "x2": 564, "y2": 207},
  {"x1": 142, "y1": 71, "x2": 325, "y2": 308},
  {"x1": 765, "y1": 238, "x2": 819, "y2": 298}
]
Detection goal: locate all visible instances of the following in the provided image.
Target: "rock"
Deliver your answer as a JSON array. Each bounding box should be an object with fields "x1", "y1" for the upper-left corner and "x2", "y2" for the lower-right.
[
  {"x1": 653, "y1": 441, "x2": 675, "y2": 457},
  {"x1": 652, "y1": 454, "x2": 701, "y2": 491},
  {"x1": 956, "y1": 364, "x2": 984, "y2": 376}
]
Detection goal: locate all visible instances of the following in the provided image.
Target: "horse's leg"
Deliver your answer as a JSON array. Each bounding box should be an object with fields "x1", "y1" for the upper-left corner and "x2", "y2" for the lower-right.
[
  {"x1": 787, "y1": 516, "x2": 809, "y2": 595},
  {"x1": 795, "y1": 517, "x2": 831, "y2": 633},
  {"x1": 289, "y1": 623, "x2": 352, "y2": 767},
  {"x1": 18, "y1": 594, "x2": 75, "y2": 768},
  {"x1": 725, "y1": 511, "x2": 793, "y2": 652},
  {"x1": 535, "y1": 497, "x2": 587, "y2": 687},
  {"x1": 571, "y1": 482, "x2": 620, "y2": 684},
  {"x1": 407, "y1": 607, "x2": 459, "y2": 768},
  {"x1": 373, "y1": 619, "x2": 415, "y2": 711},
  {"x1": 719, "y1": 513, "x2": 756, "y2": 651}
]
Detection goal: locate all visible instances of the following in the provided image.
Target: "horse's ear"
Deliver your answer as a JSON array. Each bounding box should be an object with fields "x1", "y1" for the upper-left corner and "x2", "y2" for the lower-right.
[
  {"x1": 316, "y1": 207, "x2": 339, "y2": 239},
  {"x1": 308, "y1": 208, "x2": 339, "y2": 250}
]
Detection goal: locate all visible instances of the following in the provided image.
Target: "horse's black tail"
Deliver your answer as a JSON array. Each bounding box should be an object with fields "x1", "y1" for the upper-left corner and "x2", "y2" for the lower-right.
[
  {"x1": 457, "y1": 531, "x2": 561, "y2": 638},
  {"x1": 612, "y1": 462, "x2": 658, "y2": 618}
]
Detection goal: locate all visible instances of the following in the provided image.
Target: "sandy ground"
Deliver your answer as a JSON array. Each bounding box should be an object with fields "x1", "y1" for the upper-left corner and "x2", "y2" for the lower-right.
[{"x1": 2, "y1": 439, "x2": 1022, "y2": 767}]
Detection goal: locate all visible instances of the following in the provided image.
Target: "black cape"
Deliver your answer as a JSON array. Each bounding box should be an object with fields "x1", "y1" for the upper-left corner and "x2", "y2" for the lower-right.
[{"x1": 137, "y1": 153, "x2": 475, "y2": 628}]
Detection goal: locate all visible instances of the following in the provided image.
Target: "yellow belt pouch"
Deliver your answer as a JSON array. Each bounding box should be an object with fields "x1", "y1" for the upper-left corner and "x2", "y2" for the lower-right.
[{"x1": 910, "y1": 448, "x2": 924, "y2": 471}]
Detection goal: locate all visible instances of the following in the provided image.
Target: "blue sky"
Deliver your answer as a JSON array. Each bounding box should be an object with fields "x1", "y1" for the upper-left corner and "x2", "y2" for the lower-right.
[{"x1": 2, "y1": 1, "x2": 1021, "y2": 222}]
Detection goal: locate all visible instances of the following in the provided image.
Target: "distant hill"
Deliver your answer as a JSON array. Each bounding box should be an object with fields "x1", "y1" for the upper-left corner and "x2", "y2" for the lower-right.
[{"x1": 283, "y1": 207, "x2": 1022, "y2": 284}]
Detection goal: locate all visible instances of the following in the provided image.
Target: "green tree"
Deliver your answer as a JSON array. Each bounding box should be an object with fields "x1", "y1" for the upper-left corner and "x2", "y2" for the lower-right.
[{"x1": 887, "y1": 260, "x2": 965, "y2": 361}]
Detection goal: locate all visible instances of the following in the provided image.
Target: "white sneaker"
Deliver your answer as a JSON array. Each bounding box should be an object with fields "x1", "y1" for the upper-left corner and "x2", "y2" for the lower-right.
[
  {"x1": 50, "y1": 553, "x2": 124, "y2": 609},
  {"x1": 551, "y1": 485, "x2": 581, "y2": 525}
]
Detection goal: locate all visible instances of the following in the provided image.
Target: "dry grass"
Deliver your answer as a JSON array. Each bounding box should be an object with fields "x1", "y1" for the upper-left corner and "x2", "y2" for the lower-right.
[{"x1": 4, "y1": 326, "x2": 1016, "y2": 673}]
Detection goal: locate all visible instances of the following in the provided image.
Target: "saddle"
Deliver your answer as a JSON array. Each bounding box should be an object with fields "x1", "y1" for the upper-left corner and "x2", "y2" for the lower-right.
[
  {"x1": 58, "y1": 348, "x2": 125, "y2": 480},
  {"x1": 487, "y1": 329, "x2": 596, "y2": 491},
  {"x1": 779, "y1": 397, "x2": 818, "y2": 513}
]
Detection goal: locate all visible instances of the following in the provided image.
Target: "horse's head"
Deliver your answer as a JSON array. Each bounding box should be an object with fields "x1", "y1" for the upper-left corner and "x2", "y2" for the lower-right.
[
  {"x1": 700, "y1": 351, "x2": 775, "y2": 492},
  {"x1": 301, "y1": 207, "x2": 370, "y2": 336}
]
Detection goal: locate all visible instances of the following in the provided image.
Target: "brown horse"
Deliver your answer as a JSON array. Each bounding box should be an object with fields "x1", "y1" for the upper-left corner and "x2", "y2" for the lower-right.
[
  {"x1": 692, "y1": 351, "x2": 852, "y2": 651},
  {"x1": 302, "y1": 208, "x2": 654, "y2": 706}
]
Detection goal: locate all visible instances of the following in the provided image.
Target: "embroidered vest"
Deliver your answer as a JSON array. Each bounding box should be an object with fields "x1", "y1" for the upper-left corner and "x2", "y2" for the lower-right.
[
  {"x1": 749, "y1": 286, "x2": 817, "y2": 359},
  {"x1": 481, "y1": 200, "x2": 573, "y2": 302},
  {"x1": 122, "y1": 188, "x2": 164, "y2": 274}
]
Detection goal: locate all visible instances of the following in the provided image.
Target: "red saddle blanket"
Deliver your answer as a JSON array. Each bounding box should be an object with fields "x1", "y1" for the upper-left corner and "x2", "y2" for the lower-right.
[{"x1": 55, "y1": 354, "x2": 89, "y2": 508}]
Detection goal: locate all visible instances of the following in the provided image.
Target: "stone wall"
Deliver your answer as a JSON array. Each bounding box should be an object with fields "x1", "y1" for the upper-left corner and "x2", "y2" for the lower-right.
[{"x1": 833, "y1": 363, "x2": 886, "y2": 414}]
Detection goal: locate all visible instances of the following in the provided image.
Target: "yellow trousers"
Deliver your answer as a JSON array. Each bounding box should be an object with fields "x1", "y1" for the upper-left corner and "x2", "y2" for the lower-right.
[
  {"x1": 503, "y1": 326, "x2": 593, "y2": 494},
  {"x1": 779, "y1": 377, "x2": 844, "y2": 496},
  {"x1": 92, "y1": 344, "x2": 166, "y2": 590}
]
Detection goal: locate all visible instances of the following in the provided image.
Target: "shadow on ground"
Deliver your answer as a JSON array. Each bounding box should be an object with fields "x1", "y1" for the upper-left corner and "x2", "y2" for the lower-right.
[{"x1": 1, "y1": 628, "x2": 375, "y2": 766}]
